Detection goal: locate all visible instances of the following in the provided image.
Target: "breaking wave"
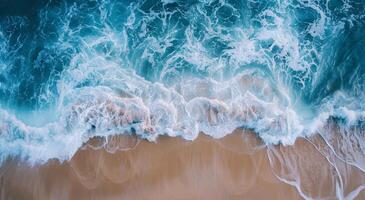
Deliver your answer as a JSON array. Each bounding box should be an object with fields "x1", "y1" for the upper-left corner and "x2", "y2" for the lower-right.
[{"x1": 0, "y1": 1, "x2": 365, "y2": 198}]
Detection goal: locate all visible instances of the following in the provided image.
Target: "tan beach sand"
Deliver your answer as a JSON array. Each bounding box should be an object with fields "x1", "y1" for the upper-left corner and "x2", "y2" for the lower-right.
[{"x1": 0, "y1": 129, "x2": 364, "y2": 200}]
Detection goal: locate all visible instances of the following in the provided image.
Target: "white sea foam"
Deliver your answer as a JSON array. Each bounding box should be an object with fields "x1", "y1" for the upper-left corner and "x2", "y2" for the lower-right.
[
  {"x1": 0, "y1": 0, "x2": 363, "y2": 163},
  {"x1": 1, "y1": 1, "x2": 365, "y2": 198},
  {"x1": 1, "y1": 64, "x2": 364, "y2": 166}
]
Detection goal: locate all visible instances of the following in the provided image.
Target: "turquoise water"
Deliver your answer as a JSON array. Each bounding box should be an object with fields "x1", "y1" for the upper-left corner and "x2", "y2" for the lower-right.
[{"x1": 0, "y1": 0, "x2": 364, "y2": 168}]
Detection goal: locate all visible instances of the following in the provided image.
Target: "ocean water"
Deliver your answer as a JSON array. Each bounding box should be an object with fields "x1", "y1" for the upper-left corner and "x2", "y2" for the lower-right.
[{"x1": 0, "y1": 0, "x2": 364, "y2": 175}]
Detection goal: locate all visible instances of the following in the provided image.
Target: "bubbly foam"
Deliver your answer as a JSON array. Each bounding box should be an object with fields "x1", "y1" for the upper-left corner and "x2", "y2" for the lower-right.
[{"x1": 0, "y1": 0, "x2": 365, "y2": 198}]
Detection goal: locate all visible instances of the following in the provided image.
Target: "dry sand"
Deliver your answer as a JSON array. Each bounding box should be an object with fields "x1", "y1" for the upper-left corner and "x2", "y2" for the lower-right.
[{"x1": 1, "y1": 129, "x2": 365, "y2": 200}]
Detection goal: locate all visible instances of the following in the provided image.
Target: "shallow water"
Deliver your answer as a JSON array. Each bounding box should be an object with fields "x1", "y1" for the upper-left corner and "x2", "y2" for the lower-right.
[
  {"x1": 1, "y1": 130, "x2": 365, "y2": 200},
  {"x1": 0, "y1": 0, "x2": 365, "y2": 199}
]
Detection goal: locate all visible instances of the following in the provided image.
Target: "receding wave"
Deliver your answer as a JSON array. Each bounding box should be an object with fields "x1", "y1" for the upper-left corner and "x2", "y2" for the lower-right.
[{"x1": 0, "y1": 0, "x2": 365, "y2": 199}]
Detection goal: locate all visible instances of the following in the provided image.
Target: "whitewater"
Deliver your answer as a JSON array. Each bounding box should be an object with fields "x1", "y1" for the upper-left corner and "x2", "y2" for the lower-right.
[{"x1": 0, "y1": 0, "x2": 365, "y2": 187}]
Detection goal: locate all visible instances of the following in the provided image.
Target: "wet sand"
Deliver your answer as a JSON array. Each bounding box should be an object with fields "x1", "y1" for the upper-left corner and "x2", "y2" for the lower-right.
[{"x1": 1, "y1": 129, "x2": 365, "y2": 200}]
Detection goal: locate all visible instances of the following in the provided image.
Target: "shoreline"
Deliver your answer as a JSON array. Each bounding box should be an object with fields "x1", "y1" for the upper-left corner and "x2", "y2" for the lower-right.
[{"x1": 1, "y1": 129, "x2": 365, "y2": 199}]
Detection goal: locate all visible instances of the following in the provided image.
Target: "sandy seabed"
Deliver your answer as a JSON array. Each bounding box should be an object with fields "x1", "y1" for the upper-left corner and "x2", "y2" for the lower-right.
[{"x1": 1, "y1": 129, "x2": 365, "y2": 200}]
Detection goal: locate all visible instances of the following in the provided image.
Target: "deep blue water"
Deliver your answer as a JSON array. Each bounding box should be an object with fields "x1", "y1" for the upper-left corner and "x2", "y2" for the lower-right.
[{"x1": 0, "y1": 0, "x2": 364, "y2": 165}]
